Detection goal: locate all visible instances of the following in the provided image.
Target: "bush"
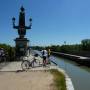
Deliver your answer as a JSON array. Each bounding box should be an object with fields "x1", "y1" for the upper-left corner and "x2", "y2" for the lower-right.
[{"x1": 0, "y1": 43, "x2": 15, "y2": 61}]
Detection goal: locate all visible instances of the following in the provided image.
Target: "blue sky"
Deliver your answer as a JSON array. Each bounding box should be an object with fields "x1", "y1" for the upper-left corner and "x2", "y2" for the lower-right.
[{"x1": 0, "y1": 0, "x2": 90, "y2": 46}]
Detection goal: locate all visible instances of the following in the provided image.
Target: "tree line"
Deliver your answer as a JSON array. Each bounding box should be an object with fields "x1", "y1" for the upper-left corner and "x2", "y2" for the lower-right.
[
  {"x1": 1, "y1": 39, "x2": 90, "y2": 61},
  {"x1": 32, "y1": 39, "x2": 90, "y2": 57}
]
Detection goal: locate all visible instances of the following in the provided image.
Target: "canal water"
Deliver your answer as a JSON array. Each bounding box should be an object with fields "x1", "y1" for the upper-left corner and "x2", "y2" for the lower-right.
[{"x1": 50, "y1": 56, "x2": 90, "y2": 90}]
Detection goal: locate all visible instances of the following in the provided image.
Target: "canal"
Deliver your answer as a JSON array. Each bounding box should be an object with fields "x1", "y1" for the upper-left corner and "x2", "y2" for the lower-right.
[{"x1": 50, "y1": 56, "x2": 90, "y2": 90}]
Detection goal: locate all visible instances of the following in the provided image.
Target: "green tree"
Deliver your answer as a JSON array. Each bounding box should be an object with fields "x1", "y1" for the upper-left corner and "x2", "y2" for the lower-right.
[{"x1": 81, "y1": 39, "x2": 90, "y2": 51}]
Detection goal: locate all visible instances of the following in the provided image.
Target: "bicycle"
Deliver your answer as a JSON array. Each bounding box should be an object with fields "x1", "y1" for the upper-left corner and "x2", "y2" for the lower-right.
[{"x1": 21, "y1": 54, "x2": 38, "y2": 71}]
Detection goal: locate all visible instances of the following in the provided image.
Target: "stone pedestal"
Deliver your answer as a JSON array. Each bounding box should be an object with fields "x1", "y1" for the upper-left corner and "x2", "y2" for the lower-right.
[{"x1": 14, "y1": 38, "x2": 29, "y2": 58}]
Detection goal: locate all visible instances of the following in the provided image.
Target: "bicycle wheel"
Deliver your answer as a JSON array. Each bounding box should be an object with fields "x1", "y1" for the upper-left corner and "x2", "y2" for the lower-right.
[{"x1": 21, "y1": 60, "x2": 30, "y2": 71}]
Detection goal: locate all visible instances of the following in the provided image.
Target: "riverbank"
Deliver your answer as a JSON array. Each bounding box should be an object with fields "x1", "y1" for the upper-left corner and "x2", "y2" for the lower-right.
[
  {"x1": 51, "y1": 69, "x2": 66, "y2": 90},
  {"x1": 52, "y1": 52, "x2": 90, "y2": 66}
]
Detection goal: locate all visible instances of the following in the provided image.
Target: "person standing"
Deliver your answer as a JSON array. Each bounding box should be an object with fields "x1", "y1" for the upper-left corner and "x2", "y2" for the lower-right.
[
  {"x1": 47, "y1": 48, "x2": 51, "y2": 64},
  {"x1": 41, "y1": 49, "x2": 48, "y2": 66},
  {"x1": 0, "y1": 48, "x2": 6, "y2": 62},
  {"x1": 48, "y1": 49, "x2": 51, "y2": 58}
]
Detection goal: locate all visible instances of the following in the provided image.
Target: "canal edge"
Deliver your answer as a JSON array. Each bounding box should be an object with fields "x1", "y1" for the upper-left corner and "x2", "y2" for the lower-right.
[{"x1": 56, "y1": 66, "x2": 74, "y2": 90}]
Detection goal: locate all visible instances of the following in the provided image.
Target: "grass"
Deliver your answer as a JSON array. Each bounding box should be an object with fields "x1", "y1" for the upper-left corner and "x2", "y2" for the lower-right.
[{"x1": 50, "y1": 69, "x2": 66, "y2": 90}]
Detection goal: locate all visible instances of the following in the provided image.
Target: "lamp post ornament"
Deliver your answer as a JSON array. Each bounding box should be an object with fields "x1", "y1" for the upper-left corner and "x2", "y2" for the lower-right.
[
  {"x1": 12, "y1": 6, "x2": 32, "y2": 38},
  {"x1": 12, "y1": 6, "x2": 32, "y2": 57}
]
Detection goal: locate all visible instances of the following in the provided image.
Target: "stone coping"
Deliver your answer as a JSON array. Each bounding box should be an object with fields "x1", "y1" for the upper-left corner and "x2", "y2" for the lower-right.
[{"x1": 56, "y1": 66, "x2": 74, "y2": 90}]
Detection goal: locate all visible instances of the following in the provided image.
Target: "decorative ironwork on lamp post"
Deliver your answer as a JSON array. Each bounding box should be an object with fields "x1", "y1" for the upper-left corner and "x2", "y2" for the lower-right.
[{"x1": 12, "y1": 6, "x2": 32, "y2": 38}]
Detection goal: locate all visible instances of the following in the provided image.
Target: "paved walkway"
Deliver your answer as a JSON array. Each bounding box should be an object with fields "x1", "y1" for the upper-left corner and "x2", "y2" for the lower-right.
[
  {"x1": 0, "y1": 54, "x2": 56, "y2": 72},
  {"x1": 0, "y1": 61, "x2": 22, "y2": 71},
  {"x1": 0, "y1": 54, "x2": 57, "y2": 90},
  {"x1": 0, "y1": 70, "x2": 54, "y2": 90}
]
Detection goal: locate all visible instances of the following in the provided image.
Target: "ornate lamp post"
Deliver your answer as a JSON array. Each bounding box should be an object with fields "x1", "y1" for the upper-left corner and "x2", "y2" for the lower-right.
[
  {"x1": 12, "y1": 6, "x2": 32, "y2": 59},
  {"x1": 12, "y1": 6, "x2": 32, "y2": 38}
]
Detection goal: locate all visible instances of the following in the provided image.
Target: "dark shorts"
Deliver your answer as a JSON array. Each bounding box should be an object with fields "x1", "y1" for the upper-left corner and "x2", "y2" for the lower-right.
[{"x1": 43, "y1": 56, "x2": 46, "y2": 60}]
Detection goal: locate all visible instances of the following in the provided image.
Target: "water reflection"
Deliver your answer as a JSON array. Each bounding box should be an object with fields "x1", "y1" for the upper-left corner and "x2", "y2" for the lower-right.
[{"x1": 51, "y1": 56, "x2": 90, "y2": 90}]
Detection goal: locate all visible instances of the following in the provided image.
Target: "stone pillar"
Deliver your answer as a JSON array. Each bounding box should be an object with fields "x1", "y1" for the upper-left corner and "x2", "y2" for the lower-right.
[{"x1": 14, "y1": 38, "x2": 29, "y2": 58}]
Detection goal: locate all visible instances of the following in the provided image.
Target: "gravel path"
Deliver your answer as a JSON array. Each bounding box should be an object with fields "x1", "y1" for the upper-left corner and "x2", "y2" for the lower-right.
[{"x1": 0, "y1": 71, "x2": 54, "y2": 90}]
